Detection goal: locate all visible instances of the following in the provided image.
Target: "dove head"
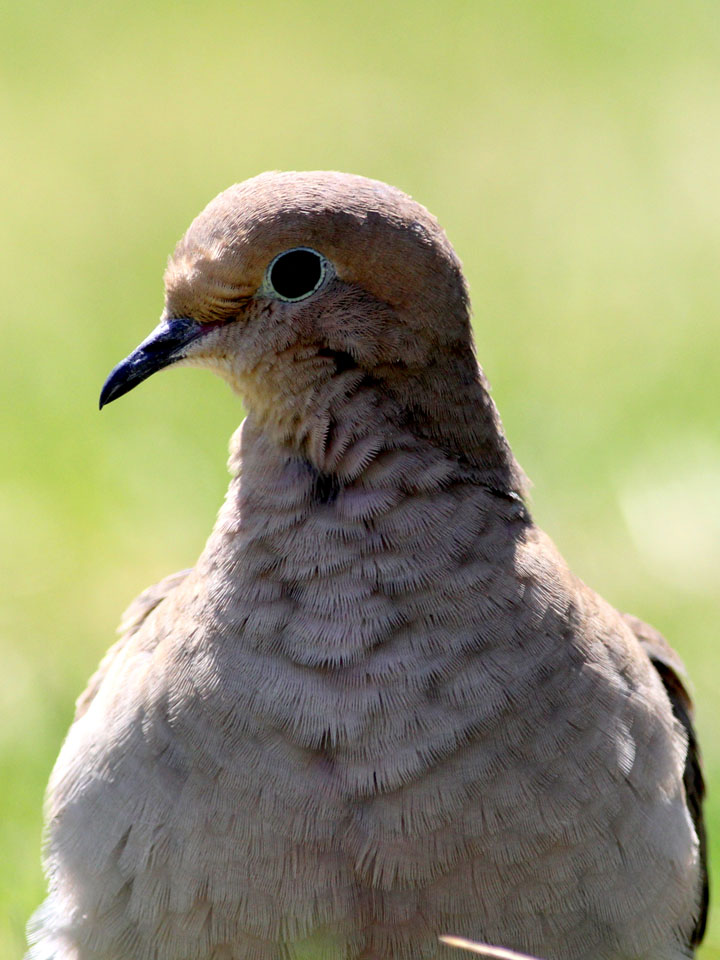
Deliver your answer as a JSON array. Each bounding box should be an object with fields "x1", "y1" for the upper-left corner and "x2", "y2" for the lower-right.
[{"x1": 100, "y1": 171, "x2": 525, "y2": 493}]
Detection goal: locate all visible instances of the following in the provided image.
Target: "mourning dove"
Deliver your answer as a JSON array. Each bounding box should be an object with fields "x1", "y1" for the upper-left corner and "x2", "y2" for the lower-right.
[{"x1": 27, "y1": 172, "x2": 707, "y2": 960}]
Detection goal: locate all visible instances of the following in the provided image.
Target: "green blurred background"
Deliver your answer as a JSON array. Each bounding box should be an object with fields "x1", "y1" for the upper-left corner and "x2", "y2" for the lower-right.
[{"x1": 2, "y1": 0, "x2": 719, "y2": 955}]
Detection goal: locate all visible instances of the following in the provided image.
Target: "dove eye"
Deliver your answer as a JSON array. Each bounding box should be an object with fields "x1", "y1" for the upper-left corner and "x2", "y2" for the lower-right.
[{"x1": 266, "y1": 247, "x2": 327, "y2": 302}]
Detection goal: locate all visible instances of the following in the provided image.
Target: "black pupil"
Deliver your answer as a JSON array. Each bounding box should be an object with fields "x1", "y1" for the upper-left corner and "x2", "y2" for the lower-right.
[{"x1": 270, "y1": 249, "x2": 323, "y2": 300}]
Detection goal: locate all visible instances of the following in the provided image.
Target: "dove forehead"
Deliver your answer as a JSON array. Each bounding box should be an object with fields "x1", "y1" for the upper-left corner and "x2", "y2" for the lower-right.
[{"x1": 165, "y1": 171, "x2": 466, "y2": 315}]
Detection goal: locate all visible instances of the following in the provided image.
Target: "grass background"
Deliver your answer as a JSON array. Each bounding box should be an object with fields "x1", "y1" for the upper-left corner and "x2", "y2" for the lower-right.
[{"x1": 2, "y1": 0, "x2": 719, "y2": 955}]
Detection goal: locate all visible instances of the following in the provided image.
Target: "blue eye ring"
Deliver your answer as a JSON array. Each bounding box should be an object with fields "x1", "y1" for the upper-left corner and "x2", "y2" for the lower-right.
[{"x1": 264, "y1": 247, "x2": 329, "y2": 302}]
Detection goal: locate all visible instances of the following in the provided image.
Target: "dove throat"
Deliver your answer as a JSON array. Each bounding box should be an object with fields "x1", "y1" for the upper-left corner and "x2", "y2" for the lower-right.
[{"x1": 233, "y1": 340, "x2": 527, "y2": 499}]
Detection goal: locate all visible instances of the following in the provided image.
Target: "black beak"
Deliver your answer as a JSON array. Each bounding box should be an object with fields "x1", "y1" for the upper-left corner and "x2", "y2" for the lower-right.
[{"x1": 99, "y1": 316, "x2": 207, "y2": 409}]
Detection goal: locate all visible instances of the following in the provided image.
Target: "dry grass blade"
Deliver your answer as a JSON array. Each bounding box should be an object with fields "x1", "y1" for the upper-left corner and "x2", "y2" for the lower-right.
[{"x1": 440, "y1": 936, "x2": 543, "y2": 960}]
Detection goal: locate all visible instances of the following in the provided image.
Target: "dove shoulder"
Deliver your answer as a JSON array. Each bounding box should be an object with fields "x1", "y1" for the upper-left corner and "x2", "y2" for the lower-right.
[{"x1": 74, "y1": 568, "x2": 192, "y2": 721}]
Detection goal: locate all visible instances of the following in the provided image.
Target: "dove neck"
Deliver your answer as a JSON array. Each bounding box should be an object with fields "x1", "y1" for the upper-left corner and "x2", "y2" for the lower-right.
[
  {"x1": 198, "y1": 404, "x2": 529, "y2": 672},
  {"x1": 240, "y1": 353, "x2": 527, "y2": 497}
]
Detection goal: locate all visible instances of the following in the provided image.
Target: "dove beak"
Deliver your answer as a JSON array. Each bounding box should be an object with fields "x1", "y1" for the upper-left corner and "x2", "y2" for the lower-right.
[{"x1": 99, "y1": 316, "x2": 209, "y2": 409}]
